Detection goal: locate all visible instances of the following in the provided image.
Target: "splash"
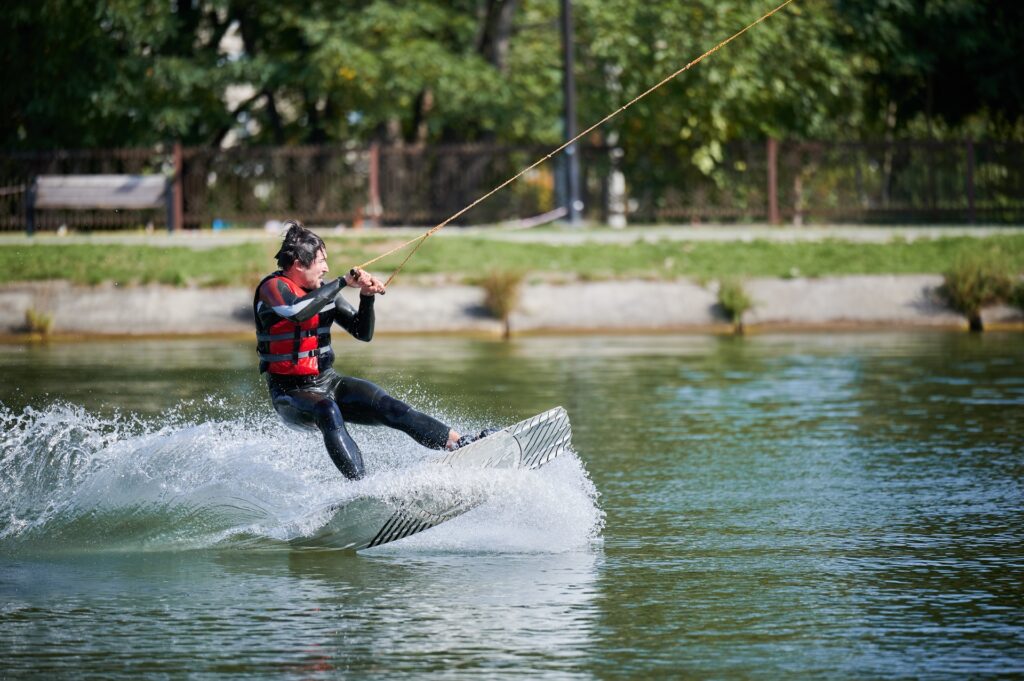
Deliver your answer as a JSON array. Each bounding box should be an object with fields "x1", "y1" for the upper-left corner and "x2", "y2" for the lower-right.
[{"x1": 0, "y1": 402, "x2": 603, "y2": 554}]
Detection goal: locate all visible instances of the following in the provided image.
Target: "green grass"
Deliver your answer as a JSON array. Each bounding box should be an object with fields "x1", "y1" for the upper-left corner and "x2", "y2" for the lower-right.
[
  {"x1": 364, "y1": 234, "x2": 1024, "y2": 281},
  {"x1": 1, "y1": 234, "x2": 1023, "y2": 287}
]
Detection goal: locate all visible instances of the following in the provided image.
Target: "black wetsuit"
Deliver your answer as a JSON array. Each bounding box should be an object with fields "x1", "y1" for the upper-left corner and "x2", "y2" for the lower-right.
[{"x1": 254, "y1": 273, "x2": 451, "y2": 479}]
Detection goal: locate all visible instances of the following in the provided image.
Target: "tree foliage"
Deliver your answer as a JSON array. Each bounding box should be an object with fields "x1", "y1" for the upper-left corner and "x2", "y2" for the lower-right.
[
  {"x1": 834, "y1": 0, "x2": 1024, "y2": 137},
  {"x1": 1, "y1": 0, "x2": 1020, "y2": 153}
]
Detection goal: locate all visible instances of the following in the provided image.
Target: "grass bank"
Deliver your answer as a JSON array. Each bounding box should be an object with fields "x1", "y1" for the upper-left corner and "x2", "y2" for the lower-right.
[{"x1": 1, "y1": 233, "x2": 1023, "y2": 287}]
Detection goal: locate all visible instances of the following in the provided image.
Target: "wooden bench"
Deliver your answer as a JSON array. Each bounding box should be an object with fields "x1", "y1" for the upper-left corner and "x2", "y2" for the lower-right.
[{"x1": 27, "y1": 174, "x2": 175, "y2": 234}]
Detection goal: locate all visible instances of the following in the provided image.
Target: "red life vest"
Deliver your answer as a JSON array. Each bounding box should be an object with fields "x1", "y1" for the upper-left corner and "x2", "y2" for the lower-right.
[{"x1": 255, "y1": 274, "x2": 328, "y2": 376}]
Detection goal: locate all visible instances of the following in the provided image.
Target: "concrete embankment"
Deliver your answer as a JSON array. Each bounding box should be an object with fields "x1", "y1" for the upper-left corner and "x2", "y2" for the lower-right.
[{"x1": 2, "y1": 276, "x2": 1021, "y2": 338}]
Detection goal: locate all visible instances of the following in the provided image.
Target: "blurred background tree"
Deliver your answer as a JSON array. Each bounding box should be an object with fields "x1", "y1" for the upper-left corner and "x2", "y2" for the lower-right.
[
  {"x1": 2, "y1": 0, "x2": 1021, "y2": 151},
  {"x1": 834, "y1": 0, "x2": 1024, "y2": 140}
]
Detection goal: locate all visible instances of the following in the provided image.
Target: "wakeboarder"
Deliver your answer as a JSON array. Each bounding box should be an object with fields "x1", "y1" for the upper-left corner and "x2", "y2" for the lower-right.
[{"x1": 254, "y1": 221, "x2": 487, "y2": 479}]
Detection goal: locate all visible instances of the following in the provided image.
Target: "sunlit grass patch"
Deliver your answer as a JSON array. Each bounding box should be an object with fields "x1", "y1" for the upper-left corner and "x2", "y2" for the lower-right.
[{"x1": 0, "y1": 233, "x2": 1022, "y2": 287}]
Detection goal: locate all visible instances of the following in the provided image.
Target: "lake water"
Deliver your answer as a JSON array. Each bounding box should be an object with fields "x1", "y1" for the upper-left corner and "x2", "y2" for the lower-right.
[{"x1": 2, "y1": 332, "x2": 1022, "y2": 678}]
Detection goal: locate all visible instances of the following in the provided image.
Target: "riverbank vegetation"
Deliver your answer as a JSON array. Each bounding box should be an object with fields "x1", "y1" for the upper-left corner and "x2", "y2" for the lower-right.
[
  {"x1": 23, "y1": 308, "x2": 53, "y2": 336},
  {"x1": 1012, "y1": 281, "x2": 1024, "y2": 312},
  {"x1": 479, "y1": 270, "x2": 525, "y2": 339},
  {"x1": 938, "y1": 257, "x2": 1016, "y2": 332},
  {"x1": 716, "y1": 279, "x2": 754, "y2": 335},
  {"x1": 2, "y1": 233, "x2": 1023, "y2": 288}
]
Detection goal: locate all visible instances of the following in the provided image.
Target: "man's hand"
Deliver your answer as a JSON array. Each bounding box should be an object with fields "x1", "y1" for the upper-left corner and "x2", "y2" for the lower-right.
[{"x1": 345, "y1": 268, "x2": 386, "y2": 295}]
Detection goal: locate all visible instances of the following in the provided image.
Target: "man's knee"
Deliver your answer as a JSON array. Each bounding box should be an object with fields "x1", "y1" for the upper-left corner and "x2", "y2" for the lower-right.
[
  {"x1": 272, "y1": 395, "x2": 318, "y2": 432},
  {"x1": 312, "y1": 399, "x2": 345, "y2": 431}
]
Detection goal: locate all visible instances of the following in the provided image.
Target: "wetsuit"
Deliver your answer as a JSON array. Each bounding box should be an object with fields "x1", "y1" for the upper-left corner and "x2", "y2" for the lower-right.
[{"x1": 254, "y1": 273, "x2": 451, "y2": 479}]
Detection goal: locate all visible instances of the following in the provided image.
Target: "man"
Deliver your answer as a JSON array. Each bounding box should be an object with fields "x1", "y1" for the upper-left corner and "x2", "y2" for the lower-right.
[{"x1": 254, "y1": 220, "x2": 485, "y2": 480}]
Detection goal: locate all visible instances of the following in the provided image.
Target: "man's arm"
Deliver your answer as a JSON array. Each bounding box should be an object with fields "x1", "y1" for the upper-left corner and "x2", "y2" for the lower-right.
[
  {"x1": 256, "y1": 276, "x2": 344, "y2": 327},
  {"x1": 333, "y1": 292, "x2": 375, "y2": 341}
]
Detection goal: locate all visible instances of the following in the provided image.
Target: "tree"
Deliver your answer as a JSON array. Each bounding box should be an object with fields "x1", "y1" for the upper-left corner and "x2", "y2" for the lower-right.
[
  {"x1": 2, "y1": 0, "x2": 250, "y2": 149},
  {"x1": 572, "y1": 0, "x2": 864, "y2": 199},
  {"x1": 834, "y1": 0, "x2": 1024, "y2": 138},
  {"x1": 2, "y1": 0, "x2": 1021, "y2": 153}
]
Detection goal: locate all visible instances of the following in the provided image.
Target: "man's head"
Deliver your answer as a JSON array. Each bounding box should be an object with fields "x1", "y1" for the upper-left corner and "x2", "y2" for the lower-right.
[{"x1": 275, "y1": 220, "x2": 329, "y2": 289}]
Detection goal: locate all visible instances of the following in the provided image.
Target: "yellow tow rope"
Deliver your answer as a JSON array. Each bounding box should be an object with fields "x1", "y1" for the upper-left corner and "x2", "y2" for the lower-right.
[{"x1": 355, "y1": 0, "x2": 797, "y2": 288}]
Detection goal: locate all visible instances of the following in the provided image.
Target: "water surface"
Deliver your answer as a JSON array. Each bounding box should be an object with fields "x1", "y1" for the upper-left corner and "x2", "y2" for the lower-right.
[{"x1": 2, "y1": 332, "x2": 1022, "y2": 677}]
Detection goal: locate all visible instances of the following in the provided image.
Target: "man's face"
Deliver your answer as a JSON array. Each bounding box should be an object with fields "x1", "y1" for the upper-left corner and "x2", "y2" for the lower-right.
[{"x1": 296, "y1": 248, "x2": 329, "y2": 289}]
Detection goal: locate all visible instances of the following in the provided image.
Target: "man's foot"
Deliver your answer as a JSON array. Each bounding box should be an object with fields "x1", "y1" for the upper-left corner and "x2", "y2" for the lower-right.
[{"x1": 451, "y1": 428, "x2": 500, "y2": 450}]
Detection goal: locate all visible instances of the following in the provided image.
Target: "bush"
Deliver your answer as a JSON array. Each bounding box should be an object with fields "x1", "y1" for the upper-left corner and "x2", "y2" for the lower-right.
[
  {"x1": 938, "y1": 257, "x2": 1013, "y2": 331},
  {"x1": 717, "y1": 279, "x2": 754, "y2": 334},
  {"x1": 480, "y1": 271, "x2": 524, "y2": 339},
  {"x1": 1010, "y1": 280, "x2": 1024, "y2": 312},
  {"x1": 25, "y1": 308, "x2": 53, "y2": 336}
]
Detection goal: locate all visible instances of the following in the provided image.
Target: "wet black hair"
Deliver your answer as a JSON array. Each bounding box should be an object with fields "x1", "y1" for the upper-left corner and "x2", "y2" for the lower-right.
[{"x1": 274, "y1": 220, "x2": 326, "y2": 269}]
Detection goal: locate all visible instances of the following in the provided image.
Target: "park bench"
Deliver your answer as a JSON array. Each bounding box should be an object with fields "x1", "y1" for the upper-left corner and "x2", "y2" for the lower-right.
[{"x1": 26, "y1": 174, "x2": 175, "y2": 234}]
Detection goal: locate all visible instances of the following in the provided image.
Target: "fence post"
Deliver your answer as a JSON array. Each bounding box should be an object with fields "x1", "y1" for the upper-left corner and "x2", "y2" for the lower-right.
[
  {"x1": 767, "y1": 137, "x2": 780, "y2": 225},
  {"x1": 607, "y1": 146, "x2": 627, "y2": 229},
  {"x1": 965, "y1": 140, "x2": 976, "y2": 225},
  {"x1": 25, "y1": 179, "x2": 36, "y2": 236},
  {"x1": 172, "y1": 141, "x2": 184, "y2": 231},
  {"x1": 366, "y1": 142, "x2": 381, "y2": 228}
]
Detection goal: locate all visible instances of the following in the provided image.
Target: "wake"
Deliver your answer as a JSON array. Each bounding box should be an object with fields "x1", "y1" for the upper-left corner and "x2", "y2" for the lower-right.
[{"x1": 0, "y1": 402, "x2": 603, "y2": 553}]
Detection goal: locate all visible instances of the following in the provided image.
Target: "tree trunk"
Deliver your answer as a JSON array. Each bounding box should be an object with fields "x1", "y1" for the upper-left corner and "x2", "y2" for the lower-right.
[
  {"x1": 440, "y1": 0, "x2": 518, "y2": 144},
  {"x1": 410, "y1": 89, "x2": 434, "y2": 145},
  {"x1": 264, "y1": 90, "x2": 285, "y2": 145},
  {"x1": 304, "y1": 94, "x2": 325, "y2": 144},
  {"x1": 477, "y1": 0, "x2": 519, "y2": 73},
  {"x1": 882, "y1": 99, "x2": 898, "y2": 206}
]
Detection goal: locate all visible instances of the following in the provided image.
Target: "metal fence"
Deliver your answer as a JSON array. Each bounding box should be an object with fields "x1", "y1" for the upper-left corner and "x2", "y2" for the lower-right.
[
  {"x1": 2, "y1": 139, "x2": 1022, "y2": 232},
  {"x1": 179, "y1": 143, "x2": 611, "y2": 229},
  {"x1": 0, "y1": 147, "x2": 169, "y2": 231},
  {"x1": 626, "y1": 140, "x2": 1024, "y2": 224}
]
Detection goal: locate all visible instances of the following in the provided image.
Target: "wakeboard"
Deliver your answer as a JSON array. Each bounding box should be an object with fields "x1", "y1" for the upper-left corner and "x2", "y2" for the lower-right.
[
  {"x1": 431, "y1": 406, "x2": 572, "y2": 471},
  {"x1": 290, "y1": 406, "x2": 572, "y2": 551}
]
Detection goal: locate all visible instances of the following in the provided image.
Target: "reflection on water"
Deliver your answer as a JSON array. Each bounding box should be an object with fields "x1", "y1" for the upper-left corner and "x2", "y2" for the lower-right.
[
  {"x1": 2, "y1": 332, "x2": 1023, "y2": 677},
  {"x1": 2, "y1": 551, "x2": 600, "y2": 677}
]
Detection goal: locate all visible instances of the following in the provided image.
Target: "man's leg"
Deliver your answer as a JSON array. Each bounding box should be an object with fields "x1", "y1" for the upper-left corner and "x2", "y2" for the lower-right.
[
  {"x1": 272, "y1": 390, "x2": 366, "y2": 479},
  {"x1": 334, "y1": 377, "x2": 455, "y2": 449}
]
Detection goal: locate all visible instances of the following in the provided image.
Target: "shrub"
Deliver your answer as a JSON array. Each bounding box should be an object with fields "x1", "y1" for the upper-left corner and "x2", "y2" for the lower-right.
[
  {"x1": 480, "y1": 270, "x2": 524, "y2": 339},
  {"x1": 1010, "y1": 279, "x2": 1024, "y2": 312},
  {"x1": 938, "y1": 257, "x2": 1013, "y2": 332},
  {"x1": 717, "y1": 279, "x2": 754, "y2": 334},
  {"x1": 25, "y1": 308, "x2": 53, "y2": 336}
]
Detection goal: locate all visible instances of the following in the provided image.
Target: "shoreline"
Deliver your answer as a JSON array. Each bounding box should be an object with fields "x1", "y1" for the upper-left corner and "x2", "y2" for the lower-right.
[
  {"x1": 2, "y1": 276, "x2": 1021, "y2": 340},
  {"x1": 5, "y1": 322, "x2": 1024, "y2": 344}
]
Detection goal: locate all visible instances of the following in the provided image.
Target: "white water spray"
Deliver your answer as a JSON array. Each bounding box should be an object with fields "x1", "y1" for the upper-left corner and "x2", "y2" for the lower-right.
[{"x1": 0, "y1": 403, "x2": 603, "y2": 553}]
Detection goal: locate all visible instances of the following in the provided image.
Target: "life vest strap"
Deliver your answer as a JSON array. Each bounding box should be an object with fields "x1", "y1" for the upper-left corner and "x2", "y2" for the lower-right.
[
  {"x1": 258, "y1": 345, "x2": 332, "y2": 363},
  {"x1": 256, "y1": 326, "x2": 331, "y2": 342}
]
